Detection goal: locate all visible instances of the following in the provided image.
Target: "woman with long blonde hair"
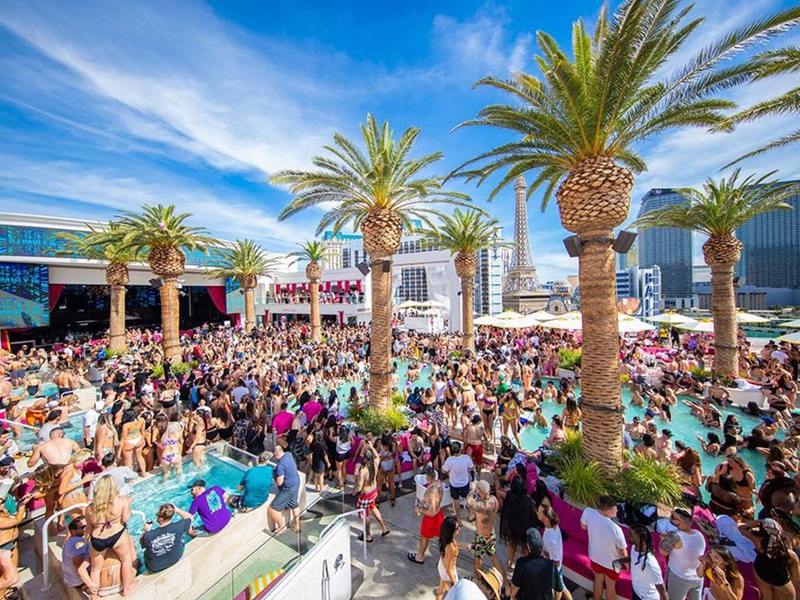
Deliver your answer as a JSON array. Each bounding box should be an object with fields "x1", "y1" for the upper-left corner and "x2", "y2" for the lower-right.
[
  {"x1": 57, "y1": 448, "x2": 94, "y2": 530},
  {"x1": 85, "y1": 476, "x2": 137, "y2": 599},
  {"x1": 94, "y1": 412, "x2": 118, "y2": 458}
]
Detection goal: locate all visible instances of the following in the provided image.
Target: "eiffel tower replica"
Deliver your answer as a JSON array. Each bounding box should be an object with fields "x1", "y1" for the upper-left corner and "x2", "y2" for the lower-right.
[{"x1": 502, "y1": 175, "x2": 550, "y2": 313}]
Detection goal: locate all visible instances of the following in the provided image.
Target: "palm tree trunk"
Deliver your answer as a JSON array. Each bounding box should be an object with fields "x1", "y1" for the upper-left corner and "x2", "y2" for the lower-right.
[
  {"x1": 369, "y1": 255, "x2": 393, "y2": 410},
  {"x1": 709, "y1": 263, "x2": 738, "y2": 377},
  {"x1": 309, "y1": 280, "x2": 321, "y2": 342},
  {"x1": 577, "y1": 232, "x2": 623, "y2": 471},
  {"x1": 243, "y1": 286, "x2": 256, "y2": 333},
  {"x1": 108, "y1": 284, "x2": 127, "y2": 353},
  {"x1": 461, "y1": 277, "x2": 475, "y2": 353},
  {"x1": 160, "y1": 276, "x2": 181, "y2": 362}
]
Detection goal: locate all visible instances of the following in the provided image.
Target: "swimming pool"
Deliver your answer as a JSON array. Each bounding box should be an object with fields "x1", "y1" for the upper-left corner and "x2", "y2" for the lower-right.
[
  {"x1": 518, "y1": 378, "x2": 773, "y2": 485},
  {"x1": 128, "y1": 451, "x2": 246, "y2": 544},
  {"x1": 15, "y1": 412, "x2": 86, "y2": 452}
]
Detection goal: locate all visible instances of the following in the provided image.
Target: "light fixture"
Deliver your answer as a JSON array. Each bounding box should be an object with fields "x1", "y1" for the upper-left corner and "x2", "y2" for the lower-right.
[
  {"x1": 381, "y1": 259, "x2": 391, "y2": 273},
  {"x1": 563, "y1": 235, "x2": 583, "y2": 258},
  {"x1": 149, "y1": 277, "x2": 163, "y2": 288},
  {"x1": 612, "y1": 230, "x2": 637, "y2": 254},
  {"x1": 356, "y1": 262, "x2": 370, "y2": 276}
]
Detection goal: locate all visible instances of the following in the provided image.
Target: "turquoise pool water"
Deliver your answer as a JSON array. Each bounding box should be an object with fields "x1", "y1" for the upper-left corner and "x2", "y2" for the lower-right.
[
  {"x1": 15, "y1": 412, "x2": 86, "y2": 451},
  {"x1": 518, "y1": 379, "x2": 772, "y2": 485},
  {"x1": 128, "y1": 451, "x2": 246, "y2": 568}
]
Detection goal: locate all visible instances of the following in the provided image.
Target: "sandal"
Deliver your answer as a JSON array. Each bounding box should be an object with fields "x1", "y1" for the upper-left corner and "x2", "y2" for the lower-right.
[
  {"x1": 357, "y1": 533, "x2": 373, "y2": 543},
  {"x1": 407, "y1": 552, "x2": 425, "y2": 565},
  {"x1": 381, "y1": 530, "x2": 391, "y2": 537}
]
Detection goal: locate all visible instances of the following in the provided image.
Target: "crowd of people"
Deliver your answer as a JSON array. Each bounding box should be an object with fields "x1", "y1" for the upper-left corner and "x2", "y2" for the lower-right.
[{"x1": 0, "y1": 317, "x2": 797, "y2": 599}]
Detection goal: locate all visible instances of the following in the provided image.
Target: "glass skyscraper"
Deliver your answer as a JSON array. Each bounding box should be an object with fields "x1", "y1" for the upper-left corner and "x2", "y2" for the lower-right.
[
  {"x1": 636, "y1": 189, "x2": 693, "y2": 301},
  {"x1": 736, "y1": 184, "x2": 800, "y2": 289}
]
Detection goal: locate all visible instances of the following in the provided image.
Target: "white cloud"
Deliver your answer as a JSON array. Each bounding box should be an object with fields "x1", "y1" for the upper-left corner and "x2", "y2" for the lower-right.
[{"x1": 0, "y1": 155, "x2": 302, "y2": 249}]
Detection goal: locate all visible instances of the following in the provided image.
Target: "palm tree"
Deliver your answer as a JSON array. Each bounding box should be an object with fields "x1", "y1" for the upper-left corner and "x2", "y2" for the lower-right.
[
  {"x1": 288, "y1": 241, "x2": 328, "y2": 342},
  {"x1": 723, "y1": 47, "x2": 800, "y2": 164},
  {"x1": 452, "y1": 0, "x2": 800, "y2": 470},
  {"x1": 420, "y1": 209, "x2": 509, "y2": 353},
  {"x1": 58, "y1": 223, "x2": 142, "y2": 353},
  {"x1": 114, "y1": 204, "x2": 218, "y2": 362},
  {"x1": 208, "y1": 240, "x2": 282, "y2": 334},
  {"x1": 272, "y1": 114, "x2": 472, "y2": 409},
  {"x1": 636, "y1": 170, "x2": 795, "y2": 376}
]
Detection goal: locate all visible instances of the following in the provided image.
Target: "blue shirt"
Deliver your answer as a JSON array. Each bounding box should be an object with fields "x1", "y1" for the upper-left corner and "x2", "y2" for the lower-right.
[
  {"x1": 275, "y1": 453, "x2": 300, "y2": 490},
  {"x1": 188, "y1": 486, "x2": 231, "y2": 534},
  {"x1": 240, "y1": 465, "x2": 274, "y2": 508}
]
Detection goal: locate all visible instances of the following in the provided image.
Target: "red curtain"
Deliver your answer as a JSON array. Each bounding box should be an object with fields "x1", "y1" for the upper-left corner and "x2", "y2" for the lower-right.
[
  {"x1": 356, "y1": 280, "x2": 362, "y2": 293},
  {"x1": 325, "y1": 281, "x2": 331, "y2": 293},
  {"x1": 275, "y1": 284, "x2": 281, "y2": 294},
  {"x1": 49, "y1": 284, "x2": 66, "y2": 311},
  {"x1": 207, "y1": 286, "x2": 227, "y2": 315}
]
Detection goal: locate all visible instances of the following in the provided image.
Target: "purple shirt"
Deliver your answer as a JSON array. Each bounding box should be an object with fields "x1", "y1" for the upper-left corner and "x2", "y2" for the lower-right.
[
  {"x1": 272, "y1": 411, "x2": 294, "y2": 436},
  {"x1": 188, "y1": 486, "x2": 231, "y2": 534},
  {"x1": 302, "y1": 400, "x2": 323, "y2": 423}
]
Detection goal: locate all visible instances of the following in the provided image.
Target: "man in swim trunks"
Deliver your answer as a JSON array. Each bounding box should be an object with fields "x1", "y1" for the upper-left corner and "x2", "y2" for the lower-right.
[
  {"x1": 28, "y1": 426, "x2": 80, "y2": 519},
  {"x1": 467, "y1": 480, "x2": 507, "y2": 587},
  {"x1": 464, "y1": 415, "x2": 487, "y2": 473},
  {"x1": 408, "y1": 465, "x2": 442, "y2": 565},
  {"x1": 353, "y1": 440, "x2": 389, "y2": 542}
]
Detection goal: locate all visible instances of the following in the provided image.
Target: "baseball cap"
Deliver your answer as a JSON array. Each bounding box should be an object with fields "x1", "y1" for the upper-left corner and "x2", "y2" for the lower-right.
[
  {"x1": 187, "y1": 479, "x2": 206, "y2": 489},
  {"x1": 525, "y1": 527, "x2": 544, "y2": 555},
  {"x1": 662, "y1": 429, "x2": 673, "y2": 437},
  {"x1": 0, "y1": 457, "x2": 13, "y2": 467},
  {"x1": 761, "y1": 416, "x2": 776, "y2": 425}
]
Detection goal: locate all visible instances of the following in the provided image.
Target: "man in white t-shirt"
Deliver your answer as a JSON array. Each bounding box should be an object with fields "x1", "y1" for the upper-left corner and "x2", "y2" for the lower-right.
[
  {"x1": 658, "y1": 507, "x2": 705, "y2": 600},
  {"x1": 443, "y1": 441, "x2": 474, "y2": 527},
  {"x1": 581, "y1": 495, "x2": 627, "y2": 600},
  {"x1": 82, "y1": 401, "x2": 103, "y2": 447}
]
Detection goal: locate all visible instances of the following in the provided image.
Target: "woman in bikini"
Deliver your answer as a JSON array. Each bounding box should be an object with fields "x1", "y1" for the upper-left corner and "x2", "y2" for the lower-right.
[
  {"x1": 159, "y1": 417, "x2": 184, "y2": 480},
  {"x1": 712, "y1": 452, "x2": 756, "y2": 517},
  {"x1": 118, "y1": 409, "x2": 146, "y2": 478},
  {"x1": 186, "y1": 411, "x2": 207, "y2": 468},
  {"x1": 500, "y1": 391, "x2": 522, "y2": 447},
  {"x1": 85, "y1": 476, "x2": 138, "y2": 599},
  {"x1": 94, "y1": 413, "x2": 118, "y2": 459},
  {"x1": 57, "y1": 448, "x2": 94, "y2": 531}
]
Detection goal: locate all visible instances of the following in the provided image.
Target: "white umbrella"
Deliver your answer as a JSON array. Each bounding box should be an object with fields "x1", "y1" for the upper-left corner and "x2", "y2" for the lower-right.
[
  {"x1": 496, "y1": 315, "x2": 543, "y2": 329},
  {"x1": 645, "y1": 312, "x2": 694, "y2": 325},
  {"x1": 527, "y1": 310, "x2": 557, "y2": 321},
  {"x1": 618, "y1": 316, "x2": 656, "y2": 334},
  {"x1": 777, "y1": 331, "x2": 800, "y2": 344},
  {"x1": 546, "y1": 316, "x2": 583, "y2": 330},
  {"x1": 420, "y1": 300, "x2": 448, "y2": 309},
  {"x1": 780, "y1": 319, "x2": 800, "y2": 329},
  {"x1": 495, "y1": 310, "x2": 524, "y2": 320},
  {"x1": 474, "y1": 315, "x2": 499, "y2": 326},
  {"x1": 398, "y1": 300, "x2": 419, "y2": 309},
  {"x1": 677, "y1": 320, "x2": 715, "y2": 333},
  {"x1": 735, "y1": 311, "x2": 771, "y2": 324}
]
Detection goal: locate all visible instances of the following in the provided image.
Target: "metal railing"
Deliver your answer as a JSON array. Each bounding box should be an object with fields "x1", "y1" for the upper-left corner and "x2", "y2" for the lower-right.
[{"x1": 42, "y1": 504, "x2": 147, "y2": 592}]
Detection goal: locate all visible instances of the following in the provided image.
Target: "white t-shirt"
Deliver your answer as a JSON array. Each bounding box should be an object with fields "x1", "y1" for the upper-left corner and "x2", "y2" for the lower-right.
[
  {"x1": 580, "y1": 508, "x2": 626, "y2": 569},
  {"x1": 668, "y1": 529, "x2": 705, "y2": 581},
  {"x1": 443, "y1": 454, "x2": 474, "y2": 488},
  {"x1": 543, "y1": 526, "x2": 563, "y2": 564},
  {"x1": 630, "y1": 548, "x2": 664, "y2": 600},
  {"x1": 715, "y1": 515, "x2": 756, "y2": 563},
  {"x1": 444, "y1": 579, "x2": 486, "y2": 600},
  {"x1": 82, "y1": 409, "x2": 99, "y2": 439}
]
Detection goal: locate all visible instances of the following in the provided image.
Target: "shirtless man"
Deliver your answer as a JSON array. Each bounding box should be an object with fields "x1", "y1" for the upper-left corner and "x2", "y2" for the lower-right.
[
  {"x1": 55, "y1": 367, "x2": 79, "y2": 397},
  {"x1": 466, "y1": 480, "x2": 507, "y2": 586},
  {"x1": 408, "y1": 465, "x2": 443, "y2": 564},
  {"x1": 353, "y1": 442, "x2": 389, "y2": 542},
  {"x1": 463, "y1": 415, "x2": 488, "y2": 474},
  {"x1": 28, "y1": 427, "x2": 81, "y2": 519}
]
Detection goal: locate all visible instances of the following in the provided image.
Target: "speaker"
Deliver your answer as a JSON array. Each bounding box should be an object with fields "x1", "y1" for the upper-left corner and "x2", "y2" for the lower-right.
[
  {"x1": 733, "y1": 276, "x2": 744, "y2": 287},
  {"x1": 356, "y1": 262, "x2": 370, "y2": 277},
  {"x1": 381, "y1": 260, "x2": 391, "y2": 273},
  {"x1": 563, "y1": 235, "x2": 583, "y2": 258},
  {"x1": 612, "y1": 230, "x2": 637, "y2": 254},
  {"x1": 149, "y1": 277, "x2": 163, "y2": 288}
]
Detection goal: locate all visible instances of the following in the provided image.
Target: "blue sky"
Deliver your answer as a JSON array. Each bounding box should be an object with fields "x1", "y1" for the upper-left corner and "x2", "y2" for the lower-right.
[{"x1": 1, "y1": 0, "x2": 798, "y2": 281}]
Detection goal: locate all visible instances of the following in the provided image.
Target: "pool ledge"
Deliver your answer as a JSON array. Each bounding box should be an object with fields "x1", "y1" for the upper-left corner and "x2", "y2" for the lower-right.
[{"x1": 36, "y1": 470, "x2": 308, "y2": 600}]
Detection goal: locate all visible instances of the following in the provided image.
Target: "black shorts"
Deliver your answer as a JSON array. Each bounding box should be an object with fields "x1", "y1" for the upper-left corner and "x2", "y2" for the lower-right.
[
  {"x1": 312, "y1": 459, "x2": 326, "y2": 474},
  {"x1": 450, "y1": 484, "x2": 470, "y2": 500},
  {"x1": 271, "y1": 485, "x2": 299, "y2": 511}
]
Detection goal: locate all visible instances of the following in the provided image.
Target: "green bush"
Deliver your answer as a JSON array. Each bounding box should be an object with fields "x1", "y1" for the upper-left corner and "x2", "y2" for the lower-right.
[
  {"x1": 348, "y1": 406, "x2": 410, "y2": 435},
  {"x1": 689, "y1": 366, "x2": 712, "y2": 381},
  {"x1": 151, "y1": 364, "x2": 165, "y2": 379},
  {"x1": 550, "y1": 429, "x2": 583, "y2": 473},
  {"x1": 558, "y1": 457, "x2": 608, "y2": 507},
  {"x1": 151, "y1": 361, "x2": 195, "y2": 379},
  {"x1": 391, "y1": 391, "x2": 406, "y2": 407},
  {"x1": 615, "y1": 453, "x2": 686, "y2": 508},
  {"x1": 558, "y1": 348, "x2": 582, "y2": 369}
]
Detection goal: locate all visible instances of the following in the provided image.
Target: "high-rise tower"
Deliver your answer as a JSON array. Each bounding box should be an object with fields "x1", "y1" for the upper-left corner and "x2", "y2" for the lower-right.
[{"x1": 502, "y1": 176, "x2": 549, "y2": 313}]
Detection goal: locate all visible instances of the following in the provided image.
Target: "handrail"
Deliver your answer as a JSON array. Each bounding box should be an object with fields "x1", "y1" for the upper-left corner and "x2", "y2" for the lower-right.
[
  {"x1": 318, "y1": 508, "x2": 368, "y2": 561},
  {"x1": 42, "y1": 504, "x2": 147, "y2": 591},
  {"x1": 0, "y1": 418, "x2": 39, "y2": 432}
]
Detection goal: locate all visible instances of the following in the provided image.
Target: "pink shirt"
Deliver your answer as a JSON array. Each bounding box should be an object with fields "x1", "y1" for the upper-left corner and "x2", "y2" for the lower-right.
[
  {"x1": 302, "y1": 400, "x2": 323, "y2": 423},
  {"x1": 272, "y1": 411, "x2": 294, "y2": 436}
]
